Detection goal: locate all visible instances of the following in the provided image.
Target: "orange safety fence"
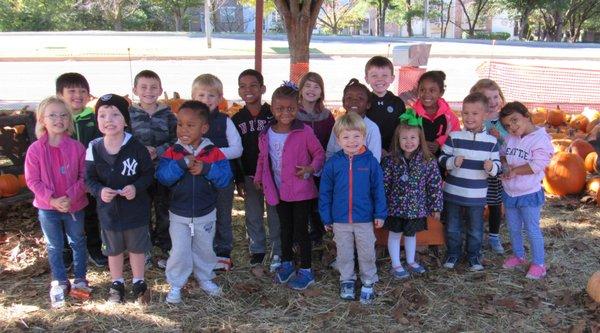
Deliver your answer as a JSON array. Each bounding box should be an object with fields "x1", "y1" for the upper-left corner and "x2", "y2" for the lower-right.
[
  {"x1": 290, "y1": 62, "x2": 309, "y2": 84},
  {"x1": 396, "y1": 67, "x2": 426, "y2": 105}
]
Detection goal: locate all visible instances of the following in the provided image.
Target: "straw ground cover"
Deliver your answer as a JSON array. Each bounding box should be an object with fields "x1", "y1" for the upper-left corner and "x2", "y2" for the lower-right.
[{"x1": 0, "y1": 196, "x2": 599, "y2": 332}]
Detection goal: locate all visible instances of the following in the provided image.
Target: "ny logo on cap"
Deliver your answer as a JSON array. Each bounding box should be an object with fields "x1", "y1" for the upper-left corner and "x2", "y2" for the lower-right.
[{"x1": 100, "y1": 94, "x2": 113, "y2": 101}]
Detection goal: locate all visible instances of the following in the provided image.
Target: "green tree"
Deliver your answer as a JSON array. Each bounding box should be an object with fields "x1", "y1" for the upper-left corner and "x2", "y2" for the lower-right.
[
  {"x1": 80, "y1": 0, "x2": 141, "y2": 30},
  {"x1": 152, "y1": 0, "x2": 202, "y2": 31},
  {"x1": 500, "y1": 0, "x2": 544, "y2": 39},
  {"x1": 456, "y1": 0, "x2": 494, "y2": 38},
  {"x1": 317, "y1": 0, "x2": 362, "y2": 34}
]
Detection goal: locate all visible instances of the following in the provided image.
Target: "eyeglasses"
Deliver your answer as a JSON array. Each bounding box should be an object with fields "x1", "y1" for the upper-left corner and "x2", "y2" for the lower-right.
[{"x1": 45, "y1": 114, "x2": 70, "y2": 120}]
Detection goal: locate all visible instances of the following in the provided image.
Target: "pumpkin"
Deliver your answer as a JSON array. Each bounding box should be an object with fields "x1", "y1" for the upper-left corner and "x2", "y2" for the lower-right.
[
  {"x1": 569, "y1": 115, "x2": 589, "y2": 132},
  {"x1": 375, "y1": 217, "x2": 445, "y2": 246},
  {"x1": 546, "y1": 106, "x2": 566, "y2": 126},
  {"x1": 587, "y1": 271, "x2": 600, "y2": 303},
  {"x1": 543, "y1": 152, "x2": 586, "y2": 196},
  {"x1": 0, "y1": 174, "x2": 20, "y2": 197},
  {"x1": 531, "y1": 107, "x2": 547, "y2": 125},
  {"x1": 551, "y1": 139, "x2": 572, "y2": 152},
  {"x1": 224, "y1": 102, "x2": 243, "y2": 118},
  {"x1": 586, "y1": 177, "x2": 600, "y2": 193},
  {"x1": 582, "y1": 107, "x2": 600, "y2": 123},
  {"x1": 568, "y1": 139, "x2": 595, "y2": 160},
  {"x1": 218, "y1": 98, "x2": 229, "y2": 113},
  {"x1": 585, "y1": 152, "x2": 598, "y2": 173},
  {"x1": 17, "y1": 174, "x2": 26, "y2": 188}
]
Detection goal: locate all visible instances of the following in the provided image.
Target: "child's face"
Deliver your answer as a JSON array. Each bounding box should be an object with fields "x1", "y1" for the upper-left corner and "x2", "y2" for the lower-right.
[
  {"x1": 301, "y1": 80, "x2": 322, "y2": 104},
  {"x1": 238, "y1": 75, "x2": 265, "y2": 105},
  {"x1": 97, "y1": 105, "x2": 126, "y2": 136},
  {"x1": 399, "y1": 127, "x2": 420, "y2": 156},
  {"x1": 271, "y1": 97, "x2": 298, "y2": 127},
  {"x1": 338, "y1": 129, "x2": 365, "y2": 156},
  {"x1": 59, "y1": 86, "x2": 90, "y2": 113},
  {"x1": 177, "y1": 108, "x2": 208, "y2": 147},
  {"x1": 133, "y1": 77, "x2": 163, "y2": 106},
  {"x1": 192, "y1": 85, "x2": 221, "y2": 111},
  {"x1": 42, "y1": 103, "x2": 70, "y2": 136},
  {"x1": 482, "y1": 88, "x2": 502, "y2": 119},
  {"x1": 418, "y1": 79, "x2": 443, "y2": 110},
  {"x1": 502, "y1": 112, "x2": 534, "y2": 137},
  {"x1": 461, "y1": 102, "x2": 486, "y2": 132},
  {"x1": 365, "y1": 66, "x2": 394, "y2": 96},
  {"x1": 343, "y1": 87, "x2": 369, "y2": 117}
]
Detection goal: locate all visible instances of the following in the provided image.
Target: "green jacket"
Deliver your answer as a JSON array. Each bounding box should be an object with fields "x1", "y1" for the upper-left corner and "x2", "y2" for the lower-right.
[{"x1": 73, "y1": 107, "x2": 101, "y2": 148}]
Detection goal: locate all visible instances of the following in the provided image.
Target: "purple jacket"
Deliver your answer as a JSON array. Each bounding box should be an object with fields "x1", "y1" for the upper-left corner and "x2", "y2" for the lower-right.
[
  {"x1": 255, "y1": 120, "x2": 325, "y2": 206},
  {"x1": 25, "y1": 133, "x2": 88, "y2": 212}
]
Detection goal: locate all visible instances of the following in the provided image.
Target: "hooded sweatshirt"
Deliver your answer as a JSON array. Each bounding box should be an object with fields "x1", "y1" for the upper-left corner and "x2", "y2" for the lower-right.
[
  {"x1": 413, "y1": 98, "x2": 461, "y2": 150},
  {"x1": 128, "y1": 103, "x2": 177, "y2": 159}
]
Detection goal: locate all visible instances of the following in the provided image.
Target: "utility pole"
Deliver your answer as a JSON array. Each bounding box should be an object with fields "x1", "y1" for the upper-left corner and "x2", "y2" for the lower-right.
[
  {"x1": 205, "y1": 0, "x2": 212, "y2": 48},
  {"x1": 423, "y1": 0, "x2": 429, "y2": 37},
  {"x1": 255, "y1": 0, "x2": 263, "y2": 72}
]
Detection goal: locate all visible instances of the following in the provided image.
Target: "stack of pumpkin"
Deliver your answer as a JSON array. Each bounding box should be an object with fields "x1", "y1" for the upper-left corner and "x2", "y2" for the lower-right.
[
  {"x1": 0, "y1": 173, "x2": 26, "y2": 198},
  {"x1": 532, "y1": 106, "x2": 600, "y2": 204}
]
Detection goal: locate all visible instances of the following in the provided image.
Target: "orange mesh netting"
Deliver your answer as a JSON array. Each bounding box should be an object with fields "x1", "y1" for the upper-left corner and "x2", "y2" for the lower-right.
[
  {"x1": 476, "y1": 61, "x2": 600, "y2": 114},
  {"x1": 396, "y1": 67, "x2": 426, "y2": 105},
  {"x1": 290, "y1": 62, "x2": 309, "y2": 84}
]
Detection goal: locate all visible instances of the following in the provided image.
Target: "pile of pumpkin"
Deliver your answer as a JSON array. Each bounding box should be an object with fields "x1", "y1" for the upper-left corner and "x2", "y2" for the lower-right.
[
  {"x1": 533, "y1": 106, "x2": 600, "y2": 203},
  {"x1": 0, "y1": 173, "x2": 26, "y2": 198}
]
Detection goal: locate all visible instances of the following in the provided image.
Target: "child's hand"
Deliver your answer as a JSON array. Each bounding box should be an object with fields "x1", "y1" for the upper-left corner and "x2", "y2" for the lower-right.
[
  {"x1": 374, "y1": 219, "x2": 384, "y2": 228},
  {"x1": 146, "y1": 146, "x2": 157, "y2": 160},
  {"x1": 50, "y1": 196, "x2": 69, "y2": 212},
  {"x1": 501, "y1": 166, "x2": 516, "y2": 179},
  {"x1": 295, "y1": 165, "x2": 314, "y2": 179},
  {"x1": 324, "y1": 225, "x2": 333, "y2": 232},
  {"x1": 120, "y1": 185, "x2": 136, "y2": 200},
  {"x1": 430, "y1": 212, "x2": 441, "y2": 221},
  {"x1": 235, "y1": 182, "x2": 245, "y2": 198},
  {"x1": 454, "y1": 156, "x2": 464, "y2": 168},
  {"x1": 100, "y1": 187, "x2": 118, "y2": 203},
  {"x1": 427, "y1": 141, "x2": 439, "y2": 154},
  {"x1": 189, "y1": 160, "x2": 203, "y2": 176},
  {"x1": 483, "y1": 159, "x2": 493, "y2": 172},
  {"x1": 254, "y1": 180, "x2": 263, "y2": 192}
]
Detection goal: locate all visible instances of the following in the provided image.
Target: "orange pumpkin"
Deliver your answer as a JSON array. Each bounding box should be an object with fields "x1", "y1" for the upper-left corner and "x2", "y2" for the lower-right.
[
  {"x1": 17, "y1": 174, "x2": 26, "y2": 188},
  {"x1": 225, "y1": 103, "x2": 243, "y2": 117},
  {"x1": 218, "y1": 98, "x2": 229, "y2": 112},
  {"x1": 0, "y1": 174, "x2": 20, "y2": 197},
  {"x1": 586, "y1": 177, "x2": 600, "y2": 193},
  {"x1": 531, "y1": 107, "x2": 547, "y2": 125},
  {"x1": 569, "y1": 115, "x2": 589, "y2": 132},
  {"x1": 551, "y1": 139, "x2": 572, "y2": 152},
  {"x1": 546, "y1": 106, "x2": 565, "y2": 126},
  {"x1": 161, "y1": 92, "x2": 185, "y2": 114},
  {"x1": 543, "y1": 152, "x2": 586, "y2": 196},
  {"x1": 587, "y1": 271, "x2": 600, "y2": 303},
  {"x1": 585, "y1": 152, "x2": 598, "y2": 173},
  {"x1": 568, "y1": 139, "x2": 595, "y2": 160},
  {"x1": 582, "y1": 108, "x2": 600, "y2": 123}
]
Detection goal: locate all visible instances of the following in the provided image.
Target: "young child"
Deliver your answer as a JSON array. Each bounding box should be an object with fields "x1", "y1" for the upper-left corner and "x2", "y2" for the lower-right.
[
  {"x1": 157, "y1": 101, "x2": 233, "y2": 303},
  {"x1": 499, "y1": 102, "x2": 553, "y2": 279},
  {"x1": 129, "y1": 70, "x2": 177, "y2": 263},
  {"x1": 364, "y1": 56, "x2": 406, "y2": 154},
  {"x1": 254, "y1": 84, "x2": 325, "y2": 290},
  {"x1": 231, "y1": 69, "x2": 281, "y2": 271},
  {"x1": 439, "y1": 92, "x2": 501, "y2": 271},
  {"x1": 25, "y1": 97, "x2": 89, "y2": 299},
  {"x1": 413, "y1": 71, "x2": 460, "y2": 156},
  {"x1": 470, "y1": 79, "x2": 508, "y2": 254},
  {"x1": 85, "y1": 94, "x2": 154, "y2": 303},
  {"x1": 326, "y1": 79, "x2": 382, "y2": 162},
  {"x1": 319, "y1": 112, "x2": 387, "y2": 304},
  {"x1": 56, "y1": 73, "x2": 106, "y2": 268},
  {"x1": 381, "y1": 109, "x2": 443, "y2": 279},
  {"x1": 191, "y1": 74, "x2": 242, "y2": 271}
]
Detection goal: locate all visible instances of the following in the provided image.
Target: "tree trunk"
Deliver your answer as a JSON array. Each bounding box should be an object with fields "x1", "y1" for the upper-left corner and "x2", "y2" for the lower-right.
[
  {"x1": 174, "y1": 13, "x2": 182, "y2": 32},
  {"x1": 114, "y1": 19, "x2": 123, "y2": 31},
  {"x1": 517, "y1": 9, "x2": 531, "y2": 39},
  {"x1": 406, "y1": 0, "x2": 413, "y2": 37}
]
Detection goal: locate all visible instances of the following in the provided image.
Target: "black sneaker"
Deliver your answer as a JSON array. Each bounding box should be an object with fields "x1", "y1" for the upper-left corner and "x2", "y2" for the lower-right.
[
  {"x1": 132, "y1": 280, "x2": 150, "y2": 304},
  {"x1": 108, "y1": 281, "x2": 125, "y2": 303},
  {"x1": 63, "y1": 249, "x2": 73, "y2": 271},
  {"x1": 250, "y1": 253, "x2": 265, "y2": 267},
  {"x1": 88, "y1": 249, "x2": 108, "y2": 267}
]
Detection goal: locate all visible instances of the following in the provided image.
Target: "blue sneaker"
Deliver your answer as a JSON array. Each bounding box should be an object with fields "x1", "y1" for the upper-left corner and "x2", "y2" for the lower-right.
[
  {"x1": 488, "y1": 235, "x2": 505, "y2": 254},
  {"x1": 274, "y1": 261, "x2": 295, "y2": 284},
  {"x1": 390, "y1": 266, "x2": 410, "y2": 279},
  {"x1": 339, "y1": 280, "x2": 355, "y2": 300},
  {"x1": 359, "y1": 283, "x2": 375, "y2": 305},
  {"x1": 288, "y1": 268, "x2": 315, "y2": 290},
  {"x1": 407, "y1": 262, "x2": 427, "y2": 274},
  {"x1": 443, "y1": 256, "x2": 459, "y2": 269}
]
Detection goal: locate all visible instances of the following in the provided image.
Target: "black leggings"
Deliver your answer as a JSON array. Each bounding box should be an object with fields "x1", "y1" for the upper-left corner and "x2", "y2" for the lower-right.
[
  {"x1": 276, "y1": 200, "x2": 312, "y2": 269},
  {"x1": 488, "y1": 204, "x2": 502, "y2": 234}
]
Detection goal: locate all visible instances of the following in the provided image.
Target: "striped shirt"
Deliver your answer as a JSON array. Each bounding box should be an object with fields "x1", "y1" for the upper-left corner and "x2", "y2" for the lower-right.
[{"x1": 439, "y1": 129, "x2": 501, "y2": 206}]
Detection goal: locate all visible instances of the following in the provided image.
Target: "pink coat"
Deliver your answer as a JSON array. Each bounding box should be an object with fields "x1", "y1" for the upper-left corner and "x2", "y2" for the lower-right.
[
  {"x1": 255, "y1": 120, "x2": 325, "y2": 206},
  {"x1": 24, "y1": 133, "x2": 88, "y2": 212}
]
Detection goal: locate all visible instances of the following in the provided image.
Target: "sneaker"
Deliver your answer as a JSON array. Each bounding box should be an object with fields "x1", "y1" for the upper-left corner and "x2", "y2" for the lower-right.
[
  {"x1": 250, "y1": 253, "x2": 266, "y2": 267},
  {"x1": 70, "y1": 279, "x2": 91, "y2": 299},
  {"x1": 488, "y1": 235, "x2": 505, "y2": 254},
  {"x1": 525, "y1": 264, "x2": 547, "y2": 280},
  {"x1": 390, "y1": 266, "x2": 410, "y2": 279},
  {"x1": 88, "y1": 250, "x2": 108, "y2": 267},
  {"x1": 359, "y1": 283, "x2": 375, "y2": 305},
  {"x1": 157, "y1": 258, "x2": 168, "y2": 270},
  {"x1": 199, "y1": 280, "x2": 222, "y2": 296},
  {"x1": 132, "y1": 280, "x2": 150, "y2": 304},
  {"x1": 63, "y1": 249, "x2": 73, "y2": 271},
  {"x1": 339, "y1": 280, "x2": 355, "y2": 300},
  {"x1": 468, "y1": 257, "x2": 484, "y2": 271},
  {"x1": 288, "y1": 268, "x2": 315, "y2": 290},
  {"x1": 214, "y1": 257, "x2": 233, "y2": 271},
  {"x1": 275, "y1": 261, "x2": 295, "y2": 284},
  {"x1": 502, "y1": 256, "x2": 527, "y2": 269},
  {"x1": 108, "y1": 281, "x2": 125, "y2": 303},
  {"x1": 269, "y1": 255, "x2": 282, "y2": 273},
  {"x1": 59, "y1": 280, "x2": 71, "y2": 295},
  {"x1": 165, "y1": 287, "x2": 182, "y2": 304},
  {"x1": 407, "y1": 262, "x2": 427, "y2": 274},
  {"x1": 144, "y1": 254, "x2": 153, "y2": 270},
  {"x1": 73, "y1": 279, "x2": 91, "y2": 292},
  {"x1": 328, "y1": 259, "x2": 338, "y2": 270},
  {"x1": 443, "y1": 256, "x2": 459, "y2": 269}
]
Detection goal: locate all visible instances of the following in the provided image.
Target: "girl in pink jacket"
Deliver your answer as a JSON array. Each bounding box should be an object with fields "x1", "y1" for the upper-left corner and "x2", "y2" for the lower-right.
[
  {"x1": 254, "y1": 84, "x2": 325, "y2": 290},
  {"x1": 25, "y1": 96, "x2": 89, "y2": 299}
]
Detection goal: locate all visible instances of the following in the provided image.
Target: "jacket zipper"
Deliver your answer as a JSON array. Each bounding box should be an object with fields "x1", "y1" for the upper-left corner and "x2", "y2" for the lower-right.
[{"x1": 348, "y1": 155, "x2": 353, "y2": 224}]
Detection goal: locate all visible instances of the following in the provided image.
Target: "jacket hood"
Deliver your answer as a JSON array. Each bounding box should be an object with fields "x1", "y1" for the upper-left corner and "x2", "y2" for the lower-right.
[
  {"x1": 413, "y1": 98, "x2": 452, "y2": 121},
  {"x1": 173, "y1": 138, "x2": 215, "y2": 156}
]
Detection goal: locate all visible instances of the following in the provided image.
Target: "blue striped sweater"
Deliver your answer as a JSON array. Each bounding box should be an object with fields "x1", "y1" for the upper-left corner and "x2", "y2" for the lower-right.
[{"x1": 439, "y1": 128, "x2": 501, "y2": 206}]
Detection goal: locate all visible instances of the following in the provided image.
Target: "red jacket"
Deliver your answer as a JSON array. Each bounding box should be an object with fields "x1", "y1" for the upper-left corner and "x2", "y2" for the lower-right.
[{"x1": 413, "y1": 98, "x2": 461, "y2": 147}]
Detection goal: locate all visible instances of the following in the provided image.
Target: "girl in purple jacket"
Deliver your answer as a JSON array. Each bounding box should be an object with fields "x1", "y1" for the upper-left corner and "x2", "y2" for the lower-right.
[
  {"x1": 254, "y1": 84, "x2": 325, "y2": 290},
  {"x1": 25, "y1": 96, "x2": 89, "y2": 300}
]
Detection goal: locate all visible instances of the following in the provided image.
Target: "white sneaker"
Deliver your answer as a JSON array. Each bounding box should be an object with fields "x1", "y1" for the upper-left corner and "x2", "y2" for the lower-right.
[
  {"x1": 165, "y1": 287, "x2": 181, "y2": 304},
  {"x1": 199, "y1": 280, "x2": 222, "y2": 296},
  {"x1": 269, "y1": 255, "x2": 281, "y2": 273}
]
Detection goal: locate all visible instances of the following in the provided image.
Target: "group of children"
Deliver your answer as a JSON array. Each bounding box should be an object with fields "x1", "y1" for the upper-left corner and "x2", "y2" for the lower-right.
[{"x1": 24, "y1": 55, "x2": 554, "y2": 306}]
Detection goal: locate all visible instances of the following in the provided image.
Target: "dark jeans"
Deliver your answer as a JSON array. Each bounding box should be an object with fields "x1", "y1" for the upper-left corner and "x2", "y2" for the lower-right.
[
  {"x1": 84, "y1": 195, "x2": 102, "y2": 254},
  {"x1": 445, "y1": 201, "x2": 484, "y2": 260},
  {"x1": 488, "y1": 204, "x2": 502, "y2": 234},
  {"x1": 148, "y1": 179, "x2": 171, "y2": 253},
  {"x1": 276, "y1": 199, "x2": 312, "y2": 269},
  {"x1": 213, "y1": 182, "x2": 234, "y2": 258},
  {"x1": 308, "y1": 177, "x2": 325, "y2": 242}
]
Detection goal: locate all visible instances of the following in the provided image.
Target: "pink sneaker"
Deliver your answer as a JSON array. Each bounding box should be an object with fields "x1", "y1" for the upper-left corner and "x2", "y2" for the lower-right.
[
  {"x1": 502, "y1": 256, "x2": 527, "y2": 269},
  {"x1": 526, "y1": 264, "x2": 547, "y2": 280}
]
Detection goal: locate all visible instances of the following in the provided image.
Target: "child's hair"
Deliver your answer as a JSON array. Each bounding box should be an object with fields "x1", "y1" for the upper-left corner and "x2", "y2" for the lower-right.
[
  {"x1": 333, "y1": 112, "x2": 366, "y2": 138},
  {"x1": 417, "y1": 71, "x2": 446, "y2": 94},
  {"x1": 134, "y1": 70, "x2": 162, "y2": 88},
  {"x1": 55, "y1": 73, "x2": 90, "y2": 94},
  {"x1": 178, "y1": 100, "x2": 210, "y2": 123},
  {"x1": 35, "y1": 96, "x2": 75, "y2": 138},
  {"x1": 238, "y1": 69, "x2": 264, "y2": 86},
  {"x1": 298, "y1": 72, "x2": 326, "y2": 113},
  {"x1": 191, "y1": 74, "x2": 223, "y2": 97},
  {"x1": 271, "y1": 84, "x2": 299, "y2": 106},
  {"x1": 343, "y1": 78, "x2": 372, "y2": 105},
  {"x1": 364, "y1": 56, "x2": 394, "y2": 75},
  {"x1": 390, "y1": 123, "x2": 433, "y2": 162},
  {"x1": 499, "y1": 101, "x2": 531, "y2": 120},
  {"x1": 463, "y1": 92, "x2": 489, "y2": 109},
  {"x1": 469, "y1": 79, "x2": 505, "y2": 104}
]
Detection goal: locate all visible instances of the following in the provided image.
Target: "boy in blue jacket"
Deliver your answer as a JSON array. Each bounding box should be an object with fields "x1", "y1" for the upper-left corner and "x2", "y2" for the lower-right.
[
  {"x1": 156, "y1": 101, "x2": 233, "y2": 303},
  {"x1": 319, "y1": 112, "x2": 387, "y2": 305}
]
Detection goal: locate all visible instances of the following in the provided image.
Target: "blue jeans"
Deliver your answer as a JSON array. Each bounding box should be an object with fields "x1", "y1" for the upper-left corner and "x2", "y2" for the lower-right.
[
  {"x1": 505, "y1": 206, "x2": 544, "y2": 265},
  {"x1": 39, "y1": 209, "x2": 87, "y2": 282},
  {"x1": 444, "y1": 202, "x2": 484, "y2": 260}
]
